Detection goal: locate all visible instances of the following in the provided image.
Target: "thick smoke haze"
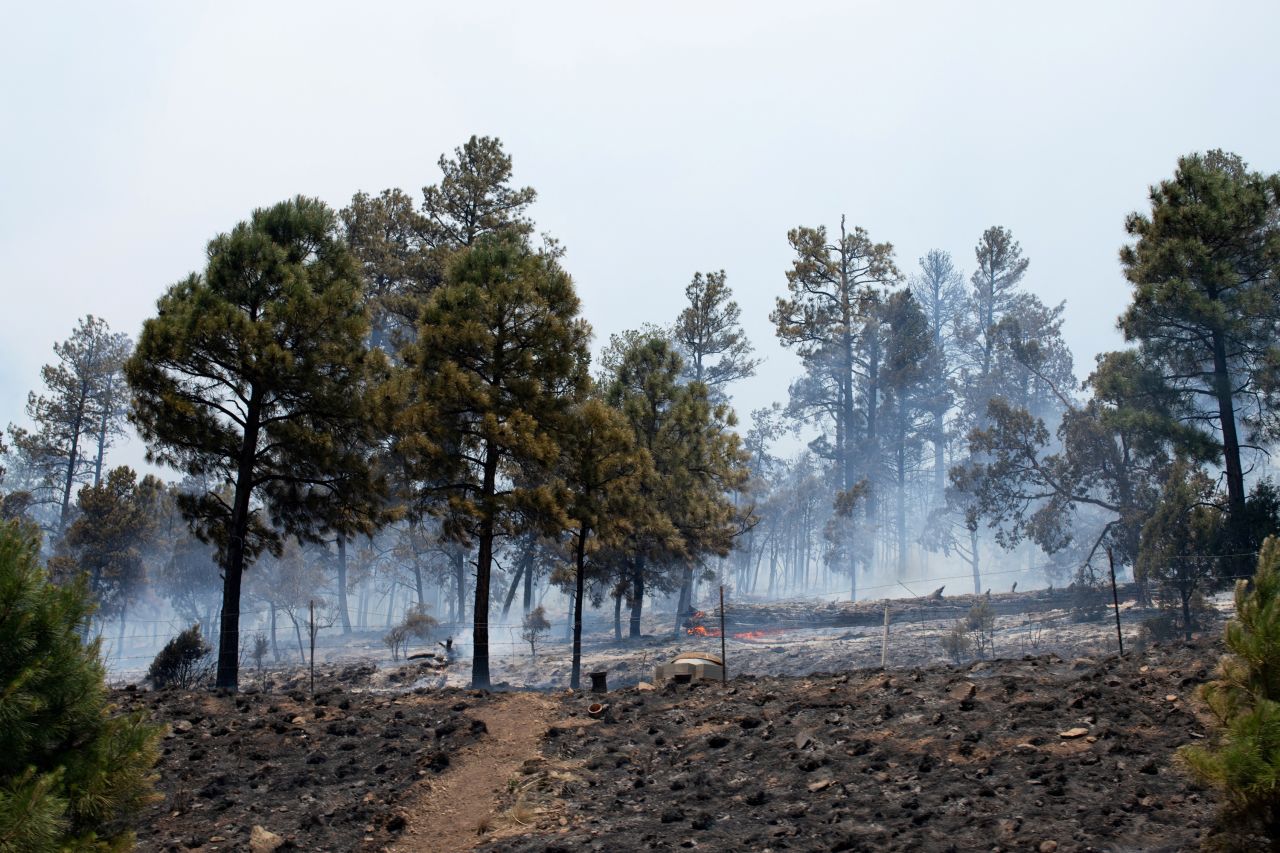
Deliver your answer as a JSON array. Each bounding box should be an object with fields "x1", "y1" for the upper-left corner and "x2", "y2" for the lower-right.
[{"x1": 4, "y1": 1, "x2": 1279, "y2": 461}]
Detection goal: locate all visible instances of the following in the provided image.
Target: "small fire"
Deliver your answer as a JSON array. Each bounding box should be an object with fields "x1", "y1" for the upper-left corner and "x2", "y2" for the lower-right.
[
  {"x1": 685, "y1": 625, "x2": 721, "y2": 637},
  {"x1": 731, "y1": 628, "x2": 789, "y2": 641}
]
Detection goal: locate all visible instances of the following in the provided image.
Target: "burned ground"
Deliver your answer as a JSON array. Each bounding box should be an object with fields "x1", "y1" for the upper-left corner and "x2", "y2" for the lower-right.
[
  {"x1": 483, "y1": 640, "x2": 1224, "y2": 852},
  {"x1": 119, "y1": 638, "x2": 1228, "y2": 852},
  {"x1": 118, "y1": 664, "x2": 490, "y2": 852}
]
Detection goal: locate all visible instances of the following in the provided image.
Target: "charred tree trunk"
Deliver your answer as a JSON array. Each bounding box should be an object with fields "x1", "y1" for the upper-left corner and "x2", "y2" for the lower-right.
[
  {"x1": 523, "y1": 560, "x2": 533, "y2": 613},
  {"x1": 453, "y1": 548, "x2": 467, "y2": 627},
  {"x1": 471, "y1": 440, "x2": 499, "y2": 688},
  {"x1": 613, "y1": 585, "x2": 623, "y2": 642},
  {"x1": 1211, "y1": 329, "x2": 1245, "y2": 516},
  {"x1": 673, "y1": 563, "x2": 693, "y2": 636},
  {"x1": 629, "y1": 557, "x2": 645, "y2": 638},
  {"x1": 269, "y1": 602, "x2": 280, "y2": 661},
  {"x1": 336, "y1": 537, "x2": 351, "y2": 635},
  {"x1": 970, "y1": 527, "x2": 982, "y2": 596},
  {"x1": 216, "y1": 388, "x2": 262, "y2": 691}
]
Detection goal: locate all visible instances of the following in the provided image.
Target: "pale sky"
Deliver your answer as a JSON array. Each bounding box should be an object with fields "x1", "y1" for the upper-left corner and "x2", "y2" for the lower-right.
[{"x1": 4, "y1": 1, "x2": 1279, "y2": 474}]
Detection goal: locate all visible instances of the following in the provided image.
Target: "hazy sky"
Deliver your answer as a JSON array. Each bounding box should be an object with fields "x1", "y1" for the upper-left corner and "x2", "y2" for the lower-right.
[{"x1": 3, "y1": 1, "x2": 1278, "y2": 474}]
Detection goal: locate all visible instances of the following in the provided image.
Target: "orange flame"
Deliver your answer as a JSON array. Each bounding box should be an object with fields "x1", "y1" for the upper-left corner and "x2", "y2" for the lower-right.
[{"x1": 731, "y1": 628, "x2": 789, "y2": 641}]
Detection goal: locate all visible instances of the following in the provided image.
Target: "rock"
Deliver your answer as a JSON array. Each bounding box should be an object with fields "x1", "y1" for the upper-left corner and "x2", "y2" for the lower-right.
[
  {"x1": 795, "y1": 730, "x2": 816, "y2": 750},
  {"x1": 1165, "y1": 694, "x2": 1179, "y2": 702},
  {"x1": 949, "y1": 682, "x2": 976, "y2": 702},
  {"x1": 807, "y1": 779, "x2": 832, "y2": 792},
  {"x1": 1039, "y1": 842, "x2": 1058, "y2": 853},
  {"x1": 172, "y1": 720, "x2": 193, "y2": 734},
  {"x1": 250, "y1": 825, "x2": 285, "y2": 853},
  {"x1": 1058, "y1": 727, "x2": 1089, "y2": 739},
  {"x1": 637, "y1": 682, "x2": 655, "y2": 691}
]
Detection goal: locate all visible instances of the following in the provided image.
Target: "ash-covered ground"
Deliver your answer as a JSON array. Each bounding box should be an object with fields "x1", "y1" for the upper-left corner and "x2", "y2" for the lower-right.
[{"x1": 116, "y1": 590, "x2": 1236, "y2": 851}]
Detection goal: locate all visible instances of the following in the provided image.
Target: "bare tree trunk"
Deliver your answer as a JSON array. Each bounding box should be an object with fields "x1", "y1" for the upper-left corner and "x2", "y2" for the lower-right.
[
  {"x1": 336, "y1": 537, "x2": 351, "y2": 635},
  {"x1": 629, "y1": 558, "x2": 645, "y2": 638},
  {"x1": 501, "y1": 558, "x2": 527, "y2": 620},
  {"x1": 970, "y1": 528, "x2": 982, "y2": 596},
  {"x1": 673, "y1": 563, "x2": 693, "y2": 636},
  {"x1": 571, "y1": 524, "x2": 588, "y2": 688},
  {"x1": 523, "y1": 560, "x2": 533, "y2": 613},
  {"x1": 270, "y1": 602, "x2": 280, "y2": 661}
]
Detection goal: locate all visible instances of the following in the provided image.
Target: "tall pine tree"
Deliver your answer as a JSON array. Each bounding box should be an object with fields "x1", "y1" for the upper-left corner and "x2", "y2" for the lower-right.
[
  {"x1": 394, "y1": 233, "x2": 590, "y2": 688},
  {"x1": 127, "y1": 196, "x2": 386, "y2": 690}
]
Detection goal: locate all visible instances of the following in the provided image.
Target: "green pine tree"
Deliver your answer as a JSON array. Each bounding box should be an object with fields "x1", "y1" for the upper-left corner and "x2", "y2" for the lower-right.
[
  {"x1": 0, "y1": 520, "x2": 160, "y2": 851},
  {"x1": 1180, "y1": 535, "x2": 1280, "y2": 845},
  {"x1": 1120, "y1": 151, "x2": 1280, "y2": 520},
  {"x1": 127, "y1": 196, "x2": 387, "y2": 690},
  {"x1": 558, "y1": 395, "x2": 655, "y2": 687},
  {"x1": 394, "y1": 233, "x2": 590, "y2": 688}
]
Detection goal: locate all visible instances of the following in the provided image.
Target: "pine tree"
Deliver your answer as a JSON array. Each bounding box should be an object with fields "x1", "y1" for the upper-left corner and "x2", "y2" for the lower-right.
[
  {"x1": 1180, "y1": 535, "x2": 1280, "y2": 844},
  {"x1": 879, "y1": 290, "x2": 942, "y2": 578},
  {"x1": 1135, "y1": 461, "x2": 1222, "y2": 640},
  {"x1": 58, "y1": 466, "x2": 162, "y2": 636},
  {"x1": 421, "y1": 135, "x2": 537, "y2": 250},
  {"x1": 127, "y1": 196, "x2": 386, "y2": 690},
  {"x1": 772, "y1": 217, "x2": 901, "y2": 595},
  {"x1": 0, "y1": 519, "x2": 159, "y2": 851},
  {"x1": 908, "y1": 249, "x2": 966, "y2": 503},
  {"x1": 394, "y1": 233, "x2": 590, "y2": 688},
  {"x1": 7, "y1": 316, "x2": 132, "y2": 532},
  {"x1": 558, "y1": 396, "x2": 653, "y2": 687},
  {"x1": 340, "y1": 188, "x2": 437, "y2": 352},
  {"x1": 1120, "y1": 151, "x2": 1280, "y2": 519},
  {"x1": 606, "y1": 336, "x2": 747, "y2": 636},
  {"x1": 673, "y1": 270, "x2": 760, "y2": 400}
]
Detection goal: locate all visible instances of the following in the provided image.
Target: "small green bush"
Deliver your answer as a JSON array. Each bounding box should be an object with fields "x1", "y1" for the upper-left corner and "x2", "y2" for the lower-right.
[
  {"x1": 941, "y1": 621, "x2": 972, "y2": 664},
  {"x1": 1180, "y1": 535, "x2": 1280, "y2": 844},
  {"x1": 0, "y1": 519, "x2": 160, "y2": 851},
  {"x1": 146, "y1": 624, "x2": 213, "y2": 689},
  {"x1": 384, "y1": 604, "x2": 438, "y2": 661},
  {"x1": 966, "y1": 598, "x2": 996, "y2": 658},
  {"x1": 521, "y1": 605, "x2": 551, "y2": 658}
]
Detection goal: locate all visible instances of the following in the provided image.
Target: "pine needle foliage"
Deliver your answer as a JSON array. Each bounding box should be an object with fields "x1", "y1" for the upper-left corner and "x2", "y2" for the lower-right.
[
  {"x1": 1180, "y1": 535, "x2": 1280, "y2": 844},
  {"x1": 0, "y1": 520, "x2": 160, "y2": 851},
  {"x1": 145, "y1": 625, "x2": 213, "y2": 690}
]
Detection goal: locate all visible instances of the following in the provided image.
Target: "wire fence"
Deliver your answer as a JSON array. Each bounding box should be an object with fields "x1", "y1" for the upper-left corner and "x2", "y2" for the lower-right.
[{"x1": 99, "y1": 569, "x2": 1238, "y2": 685}]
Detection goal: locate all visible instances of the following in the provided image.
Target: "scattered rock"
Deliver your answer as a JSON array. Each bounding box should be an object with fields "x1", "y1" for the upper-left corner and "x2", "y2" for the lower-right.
[
  {"x1": 250, "y1": 825, "x2": 285, "y2": 853},
  {"x1": 1058, "y1": 727, "x2": 1089, "y2": 739}
]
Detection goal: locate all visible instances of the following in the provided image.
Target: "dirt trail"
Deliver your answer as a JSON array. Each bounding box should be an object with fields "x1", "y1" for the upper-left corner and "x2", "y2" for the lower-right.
[{"x1": 391, "y1": 691, "x2": 557, "y2": 853}]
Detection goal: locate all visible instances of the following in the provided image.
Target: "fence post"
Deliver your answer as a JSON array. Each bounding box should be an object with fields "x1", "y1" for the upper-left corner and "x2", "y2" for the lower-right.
[
  {"x1": 1107, "y1": 547, "x2": 1124, "y2": 657},
  {"x1": 719, "y1": 585, "x2": 727, "y2": 684},
  {"x1": 309, "y1": 599, "x2": 316, "y2": 696},
  {"x1": 881, "y1": 601, "x2": 890, "y2": 669}
]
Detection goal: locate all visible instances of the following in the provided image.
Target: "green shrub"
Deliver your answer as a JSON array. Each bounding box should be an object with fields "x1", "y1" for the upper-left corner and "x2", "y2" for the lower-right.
[
  {"x1": 0, "y1": 520, "x2": 160, "y2": 851},
  {"x1": 521, "y1": 605, "x2": 551, "y2": 658},
  {"x1": 1180, "y1": 535, "x2": 1280, "y2": 844},
  {"x1": 966, "y1": 598, "x2": 996, "y2": 658},
  {"x1": 941, "y1": 621, "x2": 972, "y2": 664},
  {"x1": 146, "y1": 625, "x2": 213, "y2": 689},
  {"x1": 384, "y1": 604, "x2": 438, "y2": 661}
]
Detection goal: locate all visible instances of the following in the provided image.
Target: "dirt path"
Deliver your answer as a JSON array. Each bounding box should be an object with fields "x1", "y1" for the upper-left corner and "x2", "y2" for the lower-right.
[{"x1": 390, "y1": 692, "x2": 557, "y2": 853}]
